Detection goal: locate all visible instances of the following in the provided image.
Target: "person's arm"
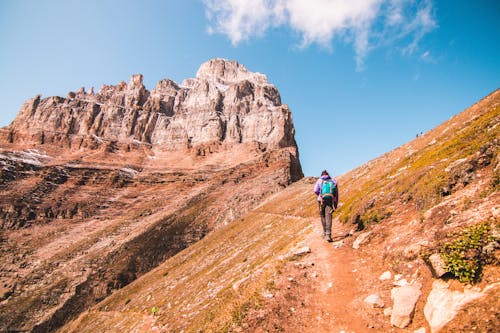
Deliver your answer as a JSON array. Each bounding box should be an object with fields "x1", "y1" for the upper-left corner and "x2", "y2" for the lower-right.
[{"x1": 313, "y1": 179, "x2": 321, "y2": 196}]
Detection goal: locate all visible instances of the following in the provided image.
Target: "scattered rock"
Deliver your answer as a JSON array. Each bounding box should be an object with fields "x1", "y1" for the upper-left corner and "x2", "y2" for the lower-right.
[
  {"x1": 332, "y1": 240, "x2": 344, "y2": 248},
  {"x1": 364, "y1": 293, "x2": 385, "y2": 308},
  {"x1": 292, "y1": 246, "x2": 311, "y2": 257},
  {"x1": 262, "y1": 291, "x2": 274, "y2": 299},
  {"x1": 353, "y1": 231, "x2": 372, "y2": 249},
  {"x1": 427, "y1": 253, "x2": 448, "y2": 277},
  {"x1": 414, "y1": 327, "x2": 426, "y2": 333},
  {"x1": 423, "y1": 280, "x2": 497, "y2": 333},
  {"x1": 379, "y1": 271, "x2": 392, "y2": 281},
  {"x1": 390, "y1": 283, "x2": 422, "y2": 328},
  {"x1": 383, "y1": 307, "x2": 392, "y2": 316},
  {"x1": 393, "y1": 278, "x2": 409, "y2": 287}
]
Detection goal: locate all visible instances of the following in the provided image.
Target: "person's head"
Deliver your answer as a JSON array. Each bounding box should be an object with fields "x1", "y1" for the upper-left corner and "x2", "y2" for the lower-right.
[{"x1": 321, "y1": 170, "x2": 329, "y2": 176}]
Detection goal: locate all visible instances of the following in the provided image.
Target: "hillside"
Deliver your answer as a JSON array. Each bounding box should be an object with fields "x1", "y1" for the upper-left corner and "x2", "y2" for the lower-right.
[
  {"x1": 60, "y1": 90, "x2": 499, "y2": 332},
  {"x1": 0, "y1": 59, "x2": 303, "y2": 332}
]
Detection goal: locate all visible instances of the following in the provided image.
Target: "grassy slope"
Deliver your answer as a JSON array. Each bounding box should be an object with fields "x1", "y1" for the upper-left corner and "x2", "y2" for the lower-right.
[
  {"x1": 59, "y1": 180, "x2": 319, "y2": 332},
  {"x1": 60, "y1": 89, "x2": 499, "y2": 332},
  {"x1": 337, "y1": 89, "x2": 499, "y2": 227}
]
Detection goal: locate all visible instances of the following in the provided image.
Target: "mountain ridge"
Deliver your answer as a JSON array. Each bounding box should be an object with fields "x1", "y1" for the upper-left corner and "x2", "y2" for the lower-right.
[{"x1": 3, "y1": 58, "x2": 297, "y2": 154}]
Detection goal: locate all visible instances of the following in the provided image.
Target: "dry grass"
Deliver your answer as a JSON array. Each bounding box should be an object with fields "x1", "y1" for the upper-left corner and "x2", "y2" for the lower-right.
[
  {"x1": 59, "y1": 179, "x2": 317, "y2": 332},
  {"x1": 59, "y1": 90, "x2": 500, "y2": 332},
  {"x1": 336, "y1": 92, "x2": 499, "y2": 227}
]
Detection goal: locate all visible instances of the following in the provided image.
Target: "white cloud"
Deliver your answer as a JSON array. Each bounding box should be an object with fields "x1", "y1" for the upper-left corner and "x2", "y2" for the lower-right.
[
  {"x1": 420, "y1": 50, "x2": 437, "y2": 63},
  {"x1": 203, "y1": 0, "x2": 286, "y2": 45},
  {"x1": 203, "y1": 0, "x2": 437, "y2": 70}
]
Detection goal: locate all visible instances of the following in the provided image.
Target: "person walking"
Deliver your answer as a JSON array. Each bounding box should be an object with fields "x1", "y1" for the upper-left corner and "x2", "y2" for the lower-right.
[{"x1": 314, "y1": 170, "x2": 339, "y2": 242}]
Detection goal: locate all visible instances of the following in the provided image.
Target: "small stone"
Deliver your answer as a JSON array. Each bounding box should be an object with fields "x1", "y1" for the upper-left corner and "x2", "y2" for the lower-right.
[
  {"x1": 393, "y1": 279, "x2": 408, "y2": 287},
  {"x1": 364, "y1": 294, "x2": 385, "y2": 308},
  {"x1": 414, "y1": 327, "x2": 426, "y2": 333},
  {"x1": 390, "y1": 283, "x2": 422, "y2": 328},
  {"x1": 293, "y1": 246, "x2": 311, "y2": 257},
  {"x1": 332, "y1": 240, "x2": 344, "y2": 248},
  {"x1": 384, "y1": 307, "x2": 392, "y2": 316},
  {"x1": 379, "y1": 271, "x2": 392, "y2": 281},
  {"x1": 353, "y1": 231, "x2": 372, "y2": 249},
  {"x1": 262, "y1": 292, "x2": 274, "y2": 299},
  {"x1": 428, "y1": 253, "x2": 448, "y2": 277}
]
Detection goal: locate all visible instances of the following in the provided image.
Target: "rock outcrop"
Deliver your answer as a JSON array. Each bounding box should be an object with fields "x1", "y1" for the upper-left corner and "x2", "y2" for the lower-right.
[
  {"x1": 7, "y1": 58, "x2": 298, "y2": 154},
  {"x1": 424, "y1": 280, "x2": 500, "y2": 333}
]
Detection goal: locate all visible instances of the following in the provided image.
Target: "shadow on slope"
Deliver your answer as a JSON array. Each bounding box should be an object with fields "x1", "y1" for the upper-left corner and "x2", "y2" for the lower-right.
[{"x1": 59, "y1": 178, "x2": 318, "y2": 332}]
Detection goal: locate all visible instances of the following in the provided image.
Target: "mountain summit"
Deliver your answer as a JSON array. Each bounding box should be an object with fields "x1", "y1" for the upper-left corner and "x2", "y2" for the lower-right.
[{"x1": 6, "y1": 58, "x2": 298, "y2": 154}]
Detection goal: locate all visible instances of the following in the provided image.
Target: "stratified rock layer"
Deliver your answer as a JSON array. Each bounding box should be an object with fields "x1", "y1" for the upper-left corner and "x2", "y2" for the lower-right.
[{"x1": 7, "y1": 58, "x2": 298, "y2": 153}]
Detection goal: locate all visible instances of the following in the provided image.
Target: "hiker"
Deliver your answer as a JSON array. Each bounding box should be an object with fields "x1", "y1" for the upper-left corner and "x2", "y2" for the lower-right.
[{"x1": 314, "y1": 170, "x2": 339, "y2": 242}]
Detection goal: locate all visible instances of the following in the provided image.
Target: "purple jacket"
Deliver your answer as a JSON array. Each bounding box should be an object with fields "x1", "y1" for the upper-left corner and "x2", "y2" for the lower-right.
[{"x1": 314, "y1": 175, "x2": 339, "y2": 207}]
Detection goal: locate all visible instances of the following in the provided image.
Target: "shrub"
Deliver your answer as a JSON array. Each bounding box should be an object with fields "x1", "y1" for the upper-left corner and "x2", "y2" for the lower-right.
[
  {"x1": 360, "y1": 208, "x2": 392, "y2": 226},
  {"x1": 440, "y1": 222, "x2": 497, "y2": 284}
]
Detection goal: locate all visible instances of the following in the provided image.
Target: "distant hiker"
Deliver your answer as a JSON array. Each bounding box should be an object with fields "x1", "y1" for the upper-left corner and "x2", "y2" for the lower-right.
[{"x1": 314, "y1": 170, "x2": 339, "y2": 242}]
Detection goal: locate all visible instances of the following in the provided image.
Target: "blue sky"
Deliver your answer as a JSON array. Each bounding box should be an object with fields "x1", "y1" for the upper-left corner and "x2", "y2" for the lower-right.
[{"x1": 0, "y1": 0, "x2": 498, "y2": 176}]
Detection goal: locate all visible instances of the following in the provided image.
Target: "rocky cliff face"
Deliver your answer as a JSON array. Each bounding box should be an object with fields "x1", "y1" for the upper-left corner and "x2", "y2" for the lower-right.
[
  {"x1": 0, "y1": 59, "x2": 303, "y2": 332},
  {"x1": 7, "y1": 58, "x2": 297, "y2": 152}
]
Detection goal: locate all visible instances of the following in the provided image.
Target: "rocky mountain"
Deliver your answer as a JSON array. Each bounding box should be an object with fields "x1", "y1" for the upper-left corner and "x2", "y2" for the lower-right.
[
  {"x1": 5, "y1": 58, "x2": 296, "y2": 151},
  {"x1": 58, "y1": 89, "x2": 498, "y2": 332},
  {"x1": 0, "y1": 59, "x2": 302, "y2": 331},
  {"x1": 1, "y1": 59, "x2": 498, "y2": 332}
]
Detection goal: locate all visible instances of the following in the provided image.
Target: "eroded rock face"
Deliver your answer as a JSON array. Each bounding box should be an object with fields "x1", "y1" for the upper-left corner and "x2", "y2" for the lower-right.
[
  {"x1": 0, "y1": 59, "x2": 303, "y2": 332},
  {"x1": 7, "y1": 58, "x2": 298, "y2": 152}
]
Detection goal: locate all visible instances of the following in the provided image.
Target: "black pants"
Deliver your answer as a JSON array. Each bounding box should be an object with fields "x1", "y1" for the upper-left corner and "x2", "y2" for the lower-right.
[{"x1": 319, "y1": 197, "x2": 333, "y2": 235}]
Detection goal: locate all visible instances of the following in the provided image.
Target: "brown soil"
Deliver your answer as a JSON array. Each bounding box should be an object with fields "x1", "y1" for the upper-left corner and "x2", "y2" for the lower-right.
[{"x1": 239, "y1": 219, "x2": 394, "y2": 332}]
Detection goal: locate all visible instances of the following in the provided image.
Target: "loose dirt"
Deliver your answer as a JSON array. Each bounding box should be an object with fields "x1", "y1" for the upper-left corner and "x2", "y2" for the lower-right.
[{"x1": 239, "y1": 217, "x2": 398, "y2": 333}]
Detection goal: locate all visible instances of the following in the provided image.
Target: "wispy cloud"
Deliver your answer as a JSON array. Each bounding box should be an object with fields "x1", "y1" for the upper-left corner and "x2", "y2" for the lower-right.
[
  {"x1": 420, "y1": 50, "x2": 437, "y2": 63},
  {"x1": 203, "y1": 0, "x2": 437, "y2": 71}
]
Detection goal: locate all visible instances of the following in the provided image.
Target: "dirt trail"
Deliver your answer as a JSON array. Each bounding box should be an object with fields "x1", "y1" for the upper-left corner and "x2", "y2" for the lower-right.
[
  {"x1": 297, "y1": 221, "x2": 378, "y2": 333},
  {"x1": 242, "y1": 216, "x2": 391, "y2": 333}
]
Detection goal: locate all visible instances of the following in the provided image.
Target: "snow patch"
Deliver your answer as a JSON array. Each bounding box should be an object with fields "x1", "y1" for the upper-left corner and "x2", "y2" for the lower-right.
[{"x1": 0, "y1": 149, "x2": 48, "y2": 166}]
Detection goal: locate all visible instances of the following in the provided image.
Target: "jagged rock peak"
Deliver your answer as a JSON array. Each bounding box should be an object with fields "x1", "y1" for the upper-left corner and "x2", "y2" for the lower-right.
[
  {"x1": 128, "y1": 74, "x2": 145, "y2": 90},
  {"x1": 5, "y1": 58, "x2": 298, "y2": 153},
  {"x1": 190, "y1": 58, "x2": 268, "y2": 86}
]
